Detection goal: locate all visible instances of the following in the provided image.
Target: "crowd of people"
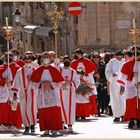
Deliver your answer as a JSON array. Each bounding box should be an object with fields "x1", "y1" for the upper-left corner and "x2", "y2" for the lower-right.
[{"x1": 0, "y1": 46, "x2": 139, "y2": 136}]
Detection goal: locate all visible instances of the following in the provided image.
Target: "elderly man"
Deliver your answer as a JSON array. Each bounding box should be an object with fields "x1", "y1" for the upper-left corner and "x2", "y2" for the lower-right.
[
  {"x1": 25, "y1": 51, "x2": 39, "y2": 68},
  {"x1": 30, "y1": 52, "x2": 64, "y2": 136},
  {"x1": 48, "y1": 51, "x2": 62, "y2": 68}
]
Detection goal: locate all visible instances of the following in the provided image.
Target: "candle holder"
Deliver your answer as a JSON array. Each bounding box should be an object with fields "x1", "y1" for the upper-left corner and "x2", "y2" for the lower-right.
[
  {"x1": 128, "y1": 18, "x2": 140, "y2": 44},
  {"x1": 2, "y1": 17, "x2": 17, "y2": 111},
  {"x1": 2, "y1": 17, "x2": 15, "y2": 85},
  {"x1": 3, "y1": 26, "x2": 15, "y2": 41},
  {"x1": 129, "y1": 28, "x2": 140, "y2": 43}
]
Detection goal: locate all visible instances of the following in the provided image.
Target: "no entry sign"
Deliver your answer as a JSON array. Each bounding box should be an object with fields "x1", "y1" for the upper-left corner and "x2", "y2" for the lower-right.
[{"x1": 68, "y1": 2, "x2": 82, "y2": 16}]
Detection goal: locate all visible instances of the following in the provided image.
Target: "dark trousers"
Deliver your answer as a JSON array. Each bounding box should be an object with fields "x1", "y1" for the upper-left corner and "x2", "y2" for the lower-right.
[{"x1": 97, "y1": 88, "x2": 107, "y2": 114}]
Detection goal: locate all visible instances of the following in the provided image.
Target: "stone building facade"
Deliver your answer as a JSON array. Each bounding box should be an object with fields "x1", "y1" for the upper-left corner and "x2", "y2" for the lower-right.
[
  {"x1": 74, "y1": 2, "x2": 140, "y2": 53},
  {"x1": 0, "y1": 2, "x2": 139, "y2": 56}
]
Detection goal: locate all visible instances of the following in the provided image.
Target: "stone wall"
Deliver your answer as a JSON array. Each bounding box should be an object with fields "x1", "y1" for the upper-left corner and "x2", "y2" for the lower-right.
[
  {"x1": 0, "y1": 2, "x2": 140, "y2": 54},
  {"x1": 72, "y1": 2, "x2": 140, "y2": 52}
]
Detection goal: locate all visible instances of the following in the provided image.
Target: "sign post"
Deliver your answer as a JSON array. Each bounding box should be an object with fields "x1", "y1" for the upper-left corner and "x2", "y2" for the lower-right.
[{"x1": 68, "y1": 2, "x2": 82, "y2": 16}]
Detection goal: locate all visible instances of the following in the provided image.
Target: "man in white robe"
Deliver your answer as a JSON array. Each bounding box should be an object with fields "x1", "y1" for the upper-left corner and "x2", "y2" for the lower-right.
[{"x1": 105, "y1": 51, "x2": 125, "y2": 122}]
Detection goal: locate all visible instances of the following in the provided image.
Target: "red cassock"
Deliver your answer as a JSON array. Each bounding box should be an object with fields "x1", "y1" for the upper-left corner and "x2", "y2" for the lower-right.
[
  {"x1": 30, "y1": 65, "x2": 64, "y2": 131},
  {"x1": 0, "y1": 62, "x2": 22, "y2": 128},
  {"x1": 71, "y1": 58, "x2": 98, "y2": 117},
  {"x1": 16, "y1": 60, "x2": 25, "y2": 67},
  {"x1": 120, "y1": 58, "x2": 140, "y2": 121}
]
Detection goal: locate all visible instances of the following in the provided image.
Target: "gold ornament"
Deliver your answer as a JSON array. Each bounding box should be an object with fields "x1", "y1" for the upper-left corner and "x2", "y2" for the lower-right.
[
  {"x1": 128, "y1": 18, "x2": 140, "y2": 43},
  {"x1": 11, "y1": 99, "x2": 18, "y2": 111},
  {"x1": 3, "y1": 26, "x2": 15, "y2": 41}
]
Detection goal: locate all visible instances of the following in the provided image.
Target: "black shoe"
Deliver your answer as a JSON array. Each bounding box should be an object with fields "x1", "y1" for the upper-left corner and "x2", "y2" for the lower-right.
[
  {"x1": 108, "y1": 106, "x2": 113, "y2": 116},
  {"x1": 23, "y1": 126, "x2": 29, "y2": 135},
  {"x1": 137, "y1": 120, "x2": 140, "y2": 128},
  {"x1": 101, "y1": 110, "x2": 104, "y2": 114},
  {"x1": 108, "y1": 112, "x2": 113, "y2": 116},
  {"x1": 128, "y1": 120, "x2": 135, "y2": 129},
  {"x1": 30, "y1": 125, "x2": 35, "y2": 133},
  {"x1": 41, "y1": 131, "x2": 49, "y2": 137},
  {"x1": 64, "y1": 125, "x2": 68, "y2": 130},
  {"x1": 81, "y1": 117, "x2": 86, "y2": 120},
  {"x1": 98, "y1": 113, "x2": 101, "y2": 117},
  {"x1": 113, "y1": 117, "x2": 120, "y2": 122},
  {"x1": 75, "y1": 116, "x2": 80, "y2": 121}
]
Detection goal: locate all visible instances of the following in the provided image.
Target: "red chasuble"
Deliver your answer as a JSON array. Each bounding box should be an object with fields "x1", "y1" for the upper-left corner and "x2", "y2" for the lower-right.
[
  {"x1": 0, "y1": 62, "x2": 20, "y2": 86},
  {"x1": 71, "y1": 58, "x2": 98, "y2": 76},
  {"x1": 121, "y1": 58, "x2": 140, "y2": 81},
  {"x1": 30, "y1": 65, "x2": 64, "y2": 83}
]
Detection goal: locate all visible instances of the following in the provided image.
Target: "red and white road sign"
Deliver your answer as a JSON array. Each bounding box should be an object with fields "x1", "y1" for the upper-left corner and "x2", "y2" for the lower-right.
[{"x1": 68, "y1": 2, "x2": 82, "y2": 16}]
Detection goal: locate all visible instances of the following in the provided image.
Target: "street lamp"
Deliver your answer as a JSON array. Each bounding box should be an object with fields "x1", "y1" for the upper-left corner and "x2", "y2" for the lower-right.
[
  {"x1": 62, "y1": 14, "x2": 70, "y2": 56},
  {"x1": 13, "y1": 8, "x2": 22, "y2": 52},
  {"x1": 46, "y1": 4, "x2": 65, "y2": 58},
  {"x1": 14, "y1": 8, "x2": 21, "y2": 25}
]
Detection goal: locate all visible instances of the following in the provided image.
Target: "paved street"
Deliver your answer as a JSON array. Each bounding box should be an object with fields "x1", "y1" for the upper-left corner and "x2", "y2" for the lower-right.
[{"x1": 1, "y1": 115, "x2": 140, "y2": 139}]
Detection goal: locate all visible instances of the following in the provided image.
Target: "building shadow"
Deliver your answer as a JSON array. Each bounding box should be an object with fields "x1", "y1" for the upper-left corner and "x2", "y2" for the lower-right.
[
  {"x1": 38, "y1": 130, "x2": 83, "y2": 138},
  {"x1": 76, "y1": 118, "x2": 99, "y2": 122},
  {"x1": 112, "y1": 121, "x2": 128, "y2": 124},
  {"x1": 124, "y1": 127, "x2": 140, "y2": 130}
]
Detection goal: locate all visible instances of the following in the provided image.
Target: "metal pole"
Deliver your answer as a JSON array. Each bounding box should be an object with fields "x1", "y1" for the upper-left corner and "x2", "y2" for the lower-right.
[
  {"x1": 66, "y1": 34, "x2": 68, "y2": 55},
  {"x1": 69, "y1": 32, "x2": 72, "y2": 57},
  {"x1": 7, "y1": 40, "x2": 10, "y2": 78},
  {"x1": 134, "y1": 44, "x2": 139, "y2": 109},
  {"x1": 66, "y1": 19, "x2": 68, "y2": 55},
  {"x1": 129, "y1": 17, "x2": 140, "y2": 109},
  {"x1": 5, "y1": 17, "x2": 10, "y2": 79},
  {"x1": 133, "y1": 18, "x2": 139, "y2": 109},
  {"x1": 55, "y1": 33, "x2": 57, "y2": 59}
]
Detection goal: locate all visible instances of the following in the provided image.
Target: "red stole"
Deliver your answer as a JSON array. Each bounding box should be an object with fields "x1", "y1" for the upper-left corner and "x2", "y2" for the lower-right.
[
  {"x1": 121, "y1": 58, "x2": 140, "y2": 81},
  {"x1": 30, "y1": 65, "x2": 64, "y2": 83},
  {"x1": 16, "y1": 60, "x2": 25, "y2": 67},
  {"x1": 0, "y1": 62, "x2": 20, "y2": 86},
  {"x1": 70, "y1": 58, "x2": 98, "y2": 76}
]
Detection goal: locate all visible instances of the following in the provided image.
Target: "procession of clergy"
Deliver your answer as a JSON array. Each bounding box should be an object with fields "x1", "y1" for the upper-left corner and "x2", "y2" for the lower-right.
[{"x1": 0, "y1": 45, "x2": 140, "y2": 136}]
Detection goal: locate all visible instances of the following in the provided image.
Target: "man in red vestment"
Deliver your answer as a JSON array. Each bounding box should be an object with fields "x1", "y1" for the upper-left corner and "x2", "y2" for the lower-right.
[
  {"x1": 118, "y1": 46, "x2": 140, "y2": 129},
  {"x1": 30, "y1": 52, "x2": 64, "y2": 136},
  {"x1": 11, "y1": 55, "x2": 37, "y2": 134},
  {"x1": 71, "y1": 49, "x2": 98, "y2": 120},
  {"x1": 0, "y1": 52, "x2": 22, "y2": 132}
]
